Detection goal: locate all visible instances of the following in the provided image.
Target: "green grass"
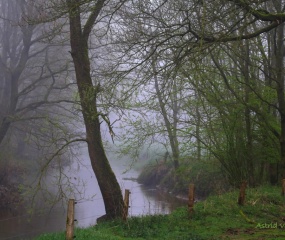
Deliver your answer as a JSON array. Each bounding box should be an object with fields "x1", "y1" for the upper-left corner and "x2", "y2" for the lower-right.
[{"x1": 35, "y1": 185, "x2": 285, "y2": 240}]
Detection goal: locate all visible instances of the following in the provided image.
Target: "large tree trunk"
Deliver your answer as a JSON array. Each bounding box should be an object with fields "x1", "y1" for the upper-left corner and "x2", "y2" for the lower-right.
[
  {"x1": 67, "y1": 0, "x2": 123, "y2": 219},
  {"x1": 241, "y1": 40, "x2": 255, "y2": 186},
  {"x1": 274, "y1": 21, "x2": 285, "y2": 180}
]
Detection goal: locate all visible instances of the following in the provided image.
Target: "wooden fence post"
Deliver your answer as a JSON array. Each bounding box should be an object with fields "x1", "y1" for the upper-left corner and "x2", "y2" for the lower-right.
[
  {"x1": 66, "y1": 199, "x2": 75, "y2": 240},
  {"x1": 188, "y1": 184, "x2": 195, "y2": 214},
  {"x1": 238, "y1": 181, "x2": 247, "y2": 206},
  {"x1": 123, "y1": 189, "x2": 130, "y2": 221}
]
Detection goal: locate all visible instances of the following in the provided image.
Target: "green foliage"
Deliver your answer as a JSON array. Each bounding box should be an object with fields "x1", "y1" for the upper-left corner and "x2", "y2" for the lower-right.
[
  {"x1": 137, "y1": 161, "x2": 171, "y2": 186},
  {"x1": 174, "y1": 158, "x2": 228, "y2": 197},
  {"x1": 138, "y1": 157, "x2": 228, "y2": 198},
  {"x1": 0, "y1": 155, "x2": 25, "y2": 211},
  {"x1": 35, "y1": 185, "x2": 285, "y2": 240},
  {"x1": 35, "y1": 232, "x2": 65, "y2": 240}
]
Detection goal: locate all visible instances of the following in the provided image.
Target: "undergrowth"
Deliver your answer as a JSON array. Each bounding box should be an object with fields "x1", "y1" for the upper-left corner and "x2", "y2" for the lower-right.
[{"x1": 35, "y1": 185, "x2": 285, "y2": 240}]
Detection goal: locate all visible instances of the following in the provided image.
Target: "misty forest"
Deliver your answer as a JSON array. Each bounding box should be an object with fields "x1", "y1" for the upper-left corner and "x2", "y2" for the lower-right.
[{"x1": 1, "y1": 0, "x2": 285, "y2": 239}]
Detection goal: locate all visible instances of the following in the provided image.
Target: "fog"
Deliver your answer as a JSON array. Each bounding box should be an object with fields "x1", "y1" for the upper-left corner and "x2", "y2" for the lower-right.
[{"x1": 1, "y1": 0, "x2": 283, "y2": 239}]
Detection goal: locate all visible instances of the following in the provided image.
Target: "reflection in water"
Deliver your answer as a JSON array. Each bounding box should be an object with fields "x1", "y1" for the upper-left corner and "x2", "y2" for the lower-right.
[
  {"x1": 0, "y1": 156, "x2": 187, "y2": 239},
  {"x1": 0, "y1": 207, "x2": 66, "y2": 240},
  {"x1": 138, "y1": 185, "x2": 186, "y2": 215}
]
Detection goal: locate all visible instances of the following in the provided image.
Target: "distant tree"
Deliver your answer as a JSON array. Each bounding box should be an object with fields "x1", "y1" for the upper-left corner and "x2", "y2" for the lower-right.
[
  {"x1": 113, "y1": 0, "x2": 285, "y2": 186},
  {"x1": 0, "y1": 0, "x2": 74, "y2": 147},
  {"x1": 0, "y1": 0, "x2": 84, "y2": 209}
]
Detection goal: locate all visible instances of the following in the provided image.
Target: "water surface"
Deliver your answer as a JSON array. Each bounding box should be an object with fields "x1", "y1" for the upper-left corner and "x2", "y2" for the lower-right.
[{"x1": 0, "y1": 154, "x2": 187, "y2": 239}]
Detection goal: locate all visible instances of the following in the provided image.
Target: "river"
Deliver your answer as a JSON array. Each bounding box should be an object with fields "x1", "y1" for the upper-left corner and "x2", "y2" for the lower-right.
[{"x1": 0, "y1": 152, "x2": 187, "y2": 240}]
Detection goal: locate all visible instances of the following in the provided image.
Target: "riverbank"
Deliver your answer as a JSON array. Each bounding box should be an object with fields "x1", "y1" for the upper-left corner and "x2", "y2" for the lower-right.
[
  {"x1": 35, "y1": 185, "x2": 285, "y2": 239},
  {"x1": 137, "y1": 158, "x2": 230, "y2": 199}
]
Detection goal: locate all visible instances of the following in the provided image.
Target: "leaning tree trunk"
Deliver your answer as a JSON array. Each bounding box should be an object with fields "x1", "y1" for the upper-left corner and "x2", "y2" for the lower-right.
[
  {"x1": 151, "y1": 56, "x2": 180, "y2": 169},
  {"x1": 67, "y1": 0, "x2": 123, "y2": 219}
]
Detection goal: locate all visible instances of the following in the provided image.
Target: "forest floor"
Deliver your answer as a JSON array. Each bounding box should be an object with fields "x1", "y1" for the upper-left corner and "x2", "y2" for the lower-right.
[{"x1": 35, "y1": 185, "x2": 285, "y2": 240}]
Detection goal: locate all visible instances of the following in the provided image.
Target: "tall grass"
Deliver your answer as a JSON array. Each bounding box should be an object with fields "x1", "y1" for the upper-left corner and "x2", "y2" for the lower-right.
[{"x1": 35, "y1": 185, "x2": 285, "y2": 240}]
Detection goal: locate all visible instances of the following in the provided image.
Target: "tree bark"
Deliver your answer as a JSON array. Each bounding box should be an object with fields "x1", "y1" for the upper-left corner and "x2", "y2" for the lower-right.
[
  {"x1": 67, "y1": 0, "x2": 123, "y2": 219},
  {"x1": 275, "y1": 24, "x2": 285, "y2": 180},
  {"x1": 152, "y1": 60, "x2": 180, "y2": 169},
  {"x1": 241, "y1": 40, "x2": 254, "y2": 186},
  {"x1": 271, "y1": 2, "x2": 285, "y2": 180},
  {"x1": 195, "y1": 90, "x2": 202, "y2": 161}
]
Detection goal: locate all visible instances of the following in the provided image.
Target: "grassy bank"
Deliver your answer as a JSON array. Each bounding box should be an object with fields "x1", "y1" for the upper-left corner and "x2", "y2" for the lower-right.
[{"x1": 35, "y1": 185, "x2": 285, "y2": 239}]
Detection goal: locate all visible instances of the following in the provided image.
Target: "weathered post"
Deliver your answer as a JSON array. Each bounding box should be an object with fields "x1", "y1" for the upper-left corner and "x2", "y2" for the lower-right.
[
  {"x1": 238, "y1": 181, "x2": 247, "y2": 206},
  {"x1": 188, "y1": 184, "x2": 195, "y2": 214},
  {"x1": 282, "y1": 179, "x2": 285, "y2": 196},
  {"x1": 122, "y1": 189, "x2": 130, "y2": 221},
  {"x1": 66, "y1": 199, "x2": 75, "y2": 240}
]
